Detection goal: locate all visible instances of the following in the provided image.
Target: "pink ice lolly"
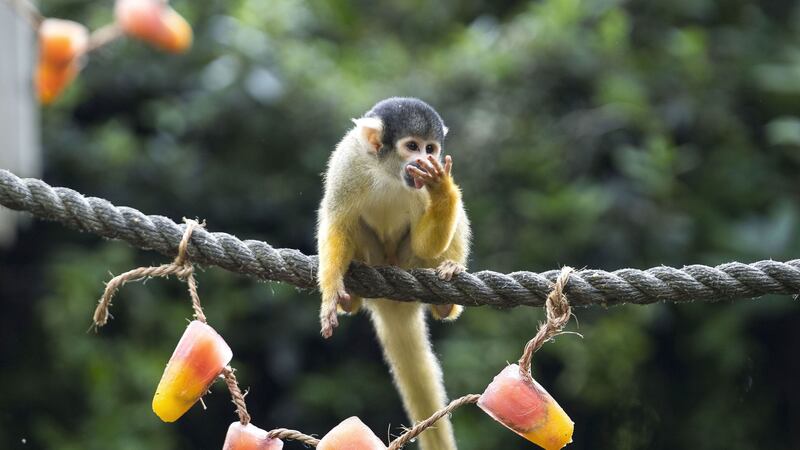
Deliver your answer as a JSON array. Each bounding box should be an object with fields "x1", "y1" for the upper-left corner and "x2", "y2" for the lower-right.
[
  {"x1": 317, "y1": 417, "x2": 387, "y2": 450},
  {"x1": 478, "y1": 364, "x2": 573, "y2": 450},
  {"x1": 222, "y1": 422, "x2": 284, "y2": 450},
  {"x1": 152, "y1": 320, "x2": 233, "y2": 422}
]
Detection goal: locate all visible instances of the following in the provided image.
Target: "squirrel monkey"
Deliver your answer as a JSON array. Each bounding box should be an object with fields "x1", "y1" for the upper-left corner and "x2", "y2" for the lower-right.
[{"x1": 317, "y1": 97, "x2": 470, "y2": 450}]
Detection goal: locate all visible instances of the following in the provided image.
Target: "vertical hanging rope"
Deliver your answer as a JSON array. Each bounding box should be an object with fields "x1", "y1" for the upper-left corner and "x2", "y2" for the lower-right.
[
  {"x1": 518, "y1": 266, "x2": 574, "y2": 381},
  {"x1": 222, "y1": 366, "x2": 251, "y2": 425}
]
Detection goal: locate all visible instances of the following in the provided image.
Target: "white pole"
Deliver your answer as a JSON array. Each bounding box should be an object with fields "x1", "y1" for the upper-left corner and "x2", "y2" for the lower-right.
[{"x1": 0, "y1": 4, "x2": 40, "y2": 245}]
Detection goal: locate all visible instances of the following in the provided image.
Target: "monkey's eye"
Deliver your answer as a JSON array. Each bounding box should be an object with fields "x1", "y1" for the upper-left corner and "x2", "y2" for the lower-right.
[
  {"x1": 426, "y1": 144, "x2": 435, "y2": 154},
  {"x1": 406, "y1": 141, "x2": 419, "y2": 151}
]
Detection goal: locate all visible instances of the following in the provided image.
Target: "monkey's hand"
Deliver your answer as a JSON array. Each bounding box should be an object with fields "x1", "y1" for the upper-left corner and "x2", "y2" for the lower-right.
[
  {"x1": 320, "y1": 287, "x2": 351, "y2": 339},
  {"x1": 406, "y1": 154, "x2": 454, "y2": 192}
]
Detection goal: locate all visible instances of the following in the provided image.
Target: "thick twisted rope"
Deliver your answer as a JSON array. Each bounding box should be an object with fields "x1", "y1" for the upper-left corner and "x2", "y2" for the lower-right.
[{"x1": 2, "y1": 168, "x2": 800, "y2": 308}]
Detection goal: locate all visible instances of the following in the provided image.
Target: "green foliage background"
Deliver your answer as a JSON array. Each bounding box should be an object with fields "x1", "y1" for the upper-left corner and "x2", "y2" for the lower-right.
[{"x1": 2, "y1": 0, "x2": 800, "y2": 449}]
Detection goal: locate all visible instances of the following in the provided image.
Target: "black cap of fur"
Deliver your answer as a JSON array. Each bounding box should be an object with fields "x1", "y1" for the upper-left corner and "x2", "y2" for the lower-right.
[{"x1": 365, "y1": 97, "x2": 446, "y2": 156}]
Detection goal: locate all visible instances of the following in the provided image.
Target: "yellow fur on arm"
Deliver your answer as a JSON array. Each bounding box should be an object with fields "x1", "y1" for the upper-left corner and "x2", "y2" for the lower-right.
[
  {"x1": 412, "y1": 176, "x2": 461, "y2": 260},
  {"x1": 318, "y1": 220, "x2": 356, "y2": 301}
]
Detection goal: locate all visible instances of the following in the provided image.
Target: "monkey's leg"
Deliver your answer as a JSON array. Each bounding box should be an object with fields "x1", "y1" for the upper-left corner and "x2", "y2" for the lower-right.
[
  {"x1": 429, "y1": 260, "x2": 465, "y2": 321},
  {"x1": 368, "y1": 300, "x2": 458, "y2": 450}
]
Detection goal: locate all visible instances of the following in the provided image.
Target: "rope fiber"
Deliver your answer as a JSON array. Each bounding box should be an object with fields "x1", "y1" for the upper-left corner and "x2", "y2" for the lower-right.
[{"x1": 2, "y1": 168, "x2": 800, "y2": 308}]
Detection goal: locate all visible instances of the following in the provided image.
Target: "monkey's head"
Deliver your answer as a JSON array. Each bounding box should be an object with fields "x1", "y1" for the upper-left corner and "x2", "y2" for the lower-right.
[{"x1": 353, "y1": 97, "x2": 448, "y2": 190}]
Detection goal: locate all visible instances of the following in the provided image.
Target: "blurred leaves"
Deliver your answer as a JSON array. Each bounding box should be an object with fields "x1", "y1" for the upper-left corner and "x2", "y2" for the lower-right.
[{"x1": 2, "y1": 0, "x2": 800, "y2": 449}]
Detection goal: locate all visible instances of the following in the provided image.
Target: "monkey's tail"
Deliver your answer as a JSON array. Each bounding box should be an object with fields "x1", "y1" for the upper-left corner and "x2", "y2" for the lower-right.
[{"x1": 368, "y1": 299, "x2": 457, "y2": 450}]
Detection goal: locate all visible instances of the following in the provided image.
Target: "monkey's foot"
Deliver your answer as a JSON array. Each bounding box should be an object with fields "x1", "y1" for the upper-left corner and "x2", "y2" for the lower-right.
[
  {"x1": 320, "y1": 290, "x2": 350, "y2": 339},
  {"x1": 432, "y1": 261, "x2": 465, "y2": 321},
  {"x1": 431, "y1": 303, "x2": 464, "y2": 321},
  {"x1": 436, "y1": 259, "x2": 465, "y2": 281},
  {"x1": 337, "y1": 295, "x2": 363, "y2": 315}
]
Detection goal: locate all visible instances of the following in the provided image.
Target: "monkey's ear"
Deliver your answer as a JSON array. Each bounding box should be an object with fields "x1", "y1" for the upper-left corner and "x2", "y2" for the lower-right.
[
  {"x1": 352, "y1": 117, "x2": 383, "y2": 154},
  {"x1": 443, "y1": 125, "x2": 449, "y2": 137}
]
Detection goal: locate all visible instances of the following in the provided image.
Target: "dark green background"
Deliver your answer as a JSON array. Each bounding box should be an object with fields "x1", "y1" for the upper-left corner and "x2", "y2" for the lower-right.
[{"x1": 2, "y1": 0, "x2": 800, "y2": 449}]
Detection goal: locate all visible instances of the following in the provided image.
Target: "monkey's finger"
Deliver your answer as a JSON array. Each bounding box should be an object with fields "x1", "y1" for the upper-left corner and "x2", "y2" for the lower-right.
[
  {"x1": 408, "y1": 165, "x2": 433, "y2": 181},
  {"x1": 444, "y1": 155, "x2": 453, "y2": 176},
  {"x1": 320, "y1": 310, "x2": 338, "y2": 339},
  {"x1": 407, "y1": 166, "x2": 425, "y2": 177},
  {"x1": 428, "y1": 155, "x2": 444, "y2": 177},
  {"x1": 417, "y1": 158, "x2": 438, "y2": 179}
]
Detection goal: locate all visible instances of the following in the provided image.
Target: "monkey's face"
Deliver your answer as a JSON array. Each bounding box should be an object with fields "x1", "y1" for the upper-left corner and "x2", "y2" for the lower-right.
[
  {"x1": 393, "y1": 136, "x2": 442, "y2": 189},
  {"x1": 359, "y1": 97, "x2": 448, "y2": 189}
]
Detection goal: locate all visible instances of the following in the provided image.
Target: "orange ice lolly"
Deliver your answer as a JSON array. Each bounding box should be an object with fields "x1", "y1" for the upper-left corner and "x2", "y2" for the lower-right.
[
  {"x1": 39, "y1": 19, "x2": 88, "y2": 66},
  {"x1": 317, "y1": 417, "x2": 387, "y2": 450},
  {"x1": 152, "y1": 320, "x2": 233, "y2": 422},
  {"x1": 115, "y1": 0, "x2": 192, "y2": 53},
  {"x1": 478, "y1": 364, "x2": 573, "y2": 450},
  {"x1": 36, "y1": 62, "x2": 79, "y2": 104},
  {"x1": 222, "y1": 422, "x2": 284, "y2": 450},
  {"x1": 35, "y1": 19, "x2": 88, "y2": 104},
  {"x1": 153, "y1": 7, "x2": 192, "y2": 53}
]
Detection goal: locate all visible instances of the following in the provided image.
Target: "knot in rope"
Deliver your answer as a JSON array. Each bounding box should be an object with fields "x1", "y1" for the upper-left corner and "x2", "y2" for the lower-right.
[{"x1": 93, "y1": 219, "x2": 206, "y2": 327}]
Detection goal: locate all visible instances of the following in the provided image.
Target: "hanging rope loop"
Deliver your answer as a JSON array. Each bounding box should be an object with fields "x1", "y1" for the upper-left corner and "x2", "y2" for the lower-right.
[
  {"x1": 518, "y1": 266, "x2": 574, "y2": 380},
  {"x1": 93, "y1": 218, "x2": 207, "y2": 327}
]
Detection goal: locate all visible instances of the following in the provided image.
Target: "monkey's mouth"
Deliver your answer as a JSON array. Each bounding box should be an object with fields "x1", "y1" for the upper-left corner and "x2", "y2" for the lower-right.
[{"x1": 403, "y1": 162, "x2": 426, "y2": 190}]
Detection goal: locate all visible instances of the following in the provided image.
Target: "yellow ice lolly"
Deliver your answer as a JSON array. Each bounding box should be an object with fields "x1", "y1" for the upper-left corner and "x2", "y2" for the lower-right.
[
  {"x1": 152, "y1": 320, "x2": 233, "y2": 422},
  {"x1": 477, "y1": 364, "x2": 573, "y2": 450},
  {"x1": 317, "y1": 417, "x2": 387, "y2": 450},
  {"x1": 222, "y1": 422, "x2": 284, "y2": 450}
]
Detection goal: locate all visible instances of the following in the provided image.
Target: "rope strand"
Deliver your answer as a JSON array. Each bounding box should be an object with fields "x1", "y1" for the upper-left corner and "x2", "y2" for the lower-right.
[
  {"x1": 222, "y1": 366, "x2": 251, "y2": 425},
  {"x1": 2, "y1": 0, "x2": 124, "y2": 53},
  {"x1": 388, "y1": 394, "x2": 481, "y2": 450},
  {"x1": 4, "y1": 0, "x2": 43, "y2": 29},
  {"x1": 519, "y1": 267, "x2": 573, "y2": 380},
  {"x1": 94, "y1": 219, "x2": 206, "y2": 328},
  {"x1": 267, "y1": 428, "x2": 321, "y2": 447}
]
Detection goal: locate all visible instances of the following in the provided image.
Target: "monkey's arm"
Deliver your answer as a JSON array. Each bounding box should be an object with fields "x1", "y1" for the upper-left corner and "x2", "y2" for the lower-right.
[
  {"x1": 408, "y1": 156, "x2": 469, "y2": 321},
  {"x1": 410, "y1": 158, "x2": 461, "y2": 260},
  {"x1": 317, "y1": 216, "x2": 357, "y2": 338}
]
